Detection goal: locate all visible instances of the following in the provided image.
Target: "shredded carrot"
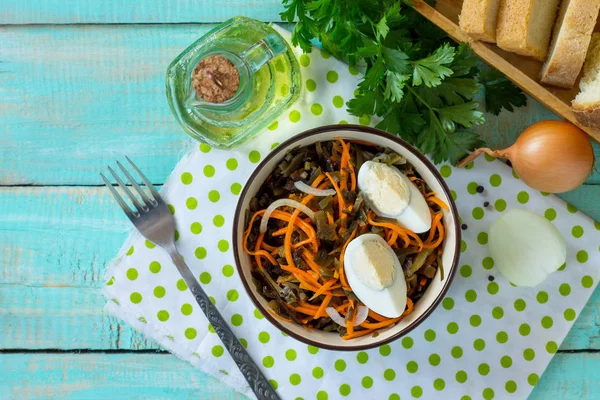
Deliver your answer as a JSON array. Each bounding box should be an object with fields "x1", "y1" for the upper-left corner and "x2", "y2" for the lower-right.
[
  {"x1": 342, "y1": 329, "x2": 376, "y2": 340},
  {"x1": 360, "y1": 317, "x2": 402, "y2": 330},
  {"x1": 281, "y1": 264, "x2": 322, "y2": 288},
  {"x1": 325, "y1": 172, "x2": 345, "y2": 220},
  {"x1": 336, "y1": 137, "x2": 352, "y2": 191},
  {"x1": 292, "y1": 237, "x2": 314, "y2": 249},
  {"x1": 367, "y1": 310, "x2": 388, "y2": 322},
  {"x1": 298, "y1": 280, "x2": 321, "y2": 293},
  {"x1": 310, "y1": 280, "x2": 337, "y2": 300},
  {"x1": 245, "y1": 209, "x2": 318, "y2": 252},
  {"x1": 423, "y1": 213, "x2": 444, "y2": 248},
  {"x1": 367, "y1": 213, "x2": 411, "y2": 246},
  {"x1": 260, "y1": 241, "x2": 278, "y2": 252},
  {"x1": 346, "y1": 307, "x2": 356, "y2": 336},
  {"x1": 349, "y1": 168, "x2": 357, "y2": 191},
  {"x1": 271, "y1": 226, "x2": 288, "y2": 236},
  {"x1": 404, "y1": 229, "x2": 424, "y2": 251},
  {"x1": 420, "y1": 277, "x2": 427, "y2": 286},
  {"x1": 300, "y1": 253, "x2": 322, "y2": 275},
  {"x1": 387, "y1": 230, "x2": 398, "y2": 246},
  {"x1": 298, "y1": 301, "x2": 319, "y2": 310},
  {"x1": 335, "y1": 302, "x2": 350, "y2": 313},
  {"x1": 288, "y1": 305, "x2": 318, "y2": 316},
  {"x1": 403, "y1": 298, "x2": 414, "y2": 316},
  {"x1": 339, "y1": 138, "x2": 356, "y2": 192},
  {"x1": 428, "y1": 196, "x2": 449, "y2": 211},
  {"x1": 315, "y1": 294, "x2": 332, "y2": 319},
  {"x1": 242, "y1": 226, "x2": 278, "y2": 266}
]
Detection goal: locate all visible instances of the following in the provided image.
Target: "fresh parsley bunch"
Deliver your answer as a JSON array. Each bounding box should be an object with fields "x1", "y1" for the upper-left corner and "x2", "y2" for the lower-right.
[{"x1": 281, "y1": 0, "x2": 527, "y2": 164}]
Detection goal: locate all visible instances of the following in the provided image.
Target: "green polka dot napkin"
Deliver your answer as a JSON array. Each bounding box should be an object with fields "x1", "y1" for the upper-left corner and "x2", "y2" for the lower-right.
[{"x1": 104, "y1": 27, "x2": 600, "y2": 400}]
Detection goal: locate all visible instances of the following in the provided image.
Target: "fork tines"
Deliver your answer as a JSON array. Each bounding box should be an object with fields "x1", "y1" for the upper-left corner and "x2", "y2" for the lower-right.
[{"x1": 100, "y1": 156, "x2": 160, "y2": 217}]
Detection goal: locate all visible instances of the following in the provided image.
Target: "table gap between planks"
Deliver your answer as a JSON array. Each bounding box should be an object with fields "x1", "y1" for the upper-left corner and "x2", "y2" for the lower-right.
[{"x1": 0, "y1": 1, "x2": 599, "y2": 399}]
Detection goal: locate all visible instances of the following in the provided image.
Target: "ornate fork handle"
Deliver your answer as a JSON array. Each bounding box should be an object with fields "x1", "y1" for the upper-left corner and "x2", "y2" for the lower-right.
[{"x1": 170, "y1": 252, "x2": 280, "y2": 400}]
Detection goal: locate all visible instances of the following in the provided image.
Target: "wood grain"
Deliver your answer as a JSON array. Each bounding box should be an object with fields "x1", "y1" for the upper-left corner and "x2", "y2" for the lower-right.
[
  {"x1": 412, "y1": 0, "x2": 600, "y2": 142},
  {"x1": 1, "y1": 352, "x2": 599, "y2": 400},
  {"x1": 0, "y1": 186, "x2": 598, "y2": 351},
  {"x1": 0, "y1": 353, "x2": 243, "y2": 400},
  {"x1": 0, "y1": 186, "x2": 158, "y2": 349},
  {"x1": 2, "y1": 24, "x2": 600, "y2": 185},
  {"x1": 0, "y1": 0, "x2": 283, "y2": 24}
]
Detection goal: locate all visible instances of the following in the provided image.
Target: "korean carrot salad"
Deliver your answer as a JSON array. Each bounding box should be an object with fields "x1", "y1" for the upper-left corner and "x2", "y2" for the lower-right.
[{"x1": 243, "y1": 138, "x2": 447, "y2": 340}]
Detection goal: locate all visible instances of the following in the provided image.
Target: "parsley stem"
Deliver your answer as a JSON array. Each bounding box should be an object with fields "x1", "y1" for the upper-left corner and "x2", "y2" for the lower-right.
[{"x1": 406, "y1": 85, "x2": 447, "y2": 133}]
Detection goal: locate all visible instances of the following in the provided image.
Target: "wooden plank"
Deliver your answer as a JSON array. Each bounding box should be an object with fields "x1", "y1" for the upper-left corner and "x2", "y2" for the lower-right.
[
  {"x1": 0, "y1": 352, "x2": 598, "y2": 399},
  {"x1": 0, "y1": 353, "x2": 242, "y2": 400},
  {"x1": 0, "y1": 186, "x2": 599, "y2": 350},
  {"x1": 0, "y1": 0, "x2": 283, "y2": 24},
  {"x1": 0, "y1": 186, "x2": 158, "y2": 349},
  {"x1": 1, "y1": 286, "x2": 159, "y2": 350},
  {"x1": 2, "y1": 24, "x2": 600, "y2": 185},
  {"x1": 530, "y1": 352, "x2": 600, "y2": 400}
]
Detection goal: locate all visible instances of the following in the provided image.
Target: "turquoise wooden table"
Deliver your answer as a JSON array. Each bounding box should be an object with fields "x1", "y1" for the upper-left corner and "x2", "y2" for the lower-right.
[{"x1": 1, "y1": 2, "x2": 600, "y2": 399}]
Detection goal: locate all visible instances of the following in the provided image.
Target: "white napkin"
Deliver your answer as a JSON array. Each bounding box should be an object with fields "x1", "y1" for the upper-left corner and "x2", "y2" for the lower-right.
[{"x1": 105, "y1": 26, "x2": 600, "y2": 400}]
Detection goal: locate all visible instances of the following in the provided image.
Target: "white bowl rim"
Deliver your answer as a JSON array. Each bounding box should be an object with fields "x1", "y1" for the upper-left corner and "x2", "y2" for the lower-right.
[{"x1": 232, "y1": 124, "x2": 461, "y2": 351}]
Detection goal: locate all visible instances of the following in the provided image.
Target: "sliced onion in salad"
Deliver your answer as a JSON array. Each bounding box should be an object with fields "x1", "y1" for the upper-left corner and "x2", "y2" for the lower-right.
[
  {"x1": 294, "y1": 181, "x2": 336, "y2": 197},
  {"x1": 326, "y1": 306, "x2": 369, "y2": 327},
  {"x1": 259, "y1": 199, "x2": 315, "y2": 233},
  {"x1": 488, "y1": 209, "x2": 567, "y2": 287}
]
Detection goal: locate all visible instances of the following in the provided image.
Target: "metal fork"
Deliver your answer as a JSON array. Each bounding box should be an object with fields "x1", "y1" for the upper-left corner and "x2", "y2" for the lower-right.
[{"x1": 101, "y1": 157, "x2": 280, "y2": 400}]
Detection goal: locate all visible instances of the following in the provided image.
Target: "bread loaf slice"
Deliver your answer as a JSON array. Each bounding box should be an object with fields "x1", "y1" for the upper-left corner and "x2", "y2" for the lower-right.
[
  {"x1": 459, "y1": 0, "x2": 502, "y2": 43},
  {"x1": 540, "y1": 0, "x2": 600, "y2": 88},
  {"x1": 496, "y1": 0, "x2": 561, "y2": 61},
  {"x1": 572, "y1": 34, "x2": 600, "y2": 128}
]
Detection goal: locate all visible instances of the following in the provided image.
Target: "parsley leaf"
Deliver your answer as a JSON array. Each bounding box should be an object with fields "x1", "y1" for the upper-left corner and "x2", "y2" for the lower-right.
[
  {"x1": 412, "y1": 43, "x2": 455, "y2": 88},
  {"x1": 283, "y1": 0, "x2": 526, "y2": 164},
  {"x1": 479, "y1": 67, "x2": 528, "y2": 115},
  {"x1": 437, "y1": 102, "x2": 485, "y2": 131},
  {"x1": 375, "y1": 15, "x2": 390, "y2": 40},
  {"x1": 383, "y1": 47, "x2": 411, "y2": 73},
  {"x1": 384, "y1": 71, "x2": 410, "y2": 103}
]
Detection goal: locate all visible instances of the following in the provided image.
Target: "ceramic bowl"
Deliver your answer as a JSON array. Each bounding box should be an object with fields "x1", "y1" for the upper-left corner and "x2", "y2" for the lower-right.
[{"x1": 232, "y1": 125, "x2": 460, "y2": 350}]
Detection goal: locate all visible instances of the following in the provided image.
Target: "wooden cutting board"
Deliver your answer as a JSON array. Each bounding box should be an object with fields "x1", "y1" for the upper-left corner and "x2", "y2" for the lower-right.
[{"x1": 413, "y1": 0, "x2": 600, "y2": 142}]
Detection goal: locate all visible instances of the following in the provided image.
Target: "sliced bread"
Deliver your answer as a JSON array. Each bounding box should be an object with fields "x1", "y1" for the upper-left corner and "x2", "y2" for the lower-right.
[
  {"x1": 496, "y1": 0, "x2": 561, "y2": 61},
  {"x1": 540, "y1": 0, "x2": 600, "y2": 88},
  {"x1": 459, "y1": 0, "x2": 502, "y2": 43},
  {"x1": 572, "y1": 34, "x2": 600, "y2": 128}
]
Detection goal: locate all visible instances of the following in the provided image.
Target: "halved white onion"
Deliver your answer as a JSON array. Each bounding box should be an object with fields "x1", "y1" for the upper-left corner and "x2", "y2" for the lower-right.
[
  {"x1": 354, "y1": 305, "x2": 369, "y2": 326},
  {"x1": 259, "y1": 199, "x2": 315, "y2": 233},
  {"x1": 488, "y1": 209, "x2": 567, "y2": 287},
  {"x1": 294, "y1": 181, "x2": 336, "y2": 197},
  {"x1": 325, "y1": 306, "x2": 369, "y2": 327},
  {"x1": 325, "y1": 307, "x2": 346, "y2": 326}
]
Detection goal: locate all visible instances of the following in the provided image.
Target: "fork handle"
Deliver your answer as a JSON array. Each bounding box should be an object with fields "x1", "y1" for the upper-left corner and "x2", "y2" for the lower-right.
[{"x1": 169, "y1": 252, "x2": 281, "y2": 400}]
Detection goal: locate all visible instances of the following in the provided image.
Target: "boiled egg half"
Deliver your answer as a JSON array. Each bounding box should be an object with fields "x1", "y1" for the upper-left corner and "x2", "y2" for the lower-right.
[
  {"x1": 358, "y1": 161, "x2": 432, "y2": 233},
  {"x1": 344, "y1": 233, "x2": 407, "y2": 318}
]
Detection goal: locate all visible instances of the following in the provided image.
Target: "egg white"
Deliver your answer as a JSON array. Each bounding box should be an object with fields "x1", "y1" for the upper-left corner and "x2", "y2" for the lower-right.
[
  {"x1": 344, "y1": 234, "x2": 408, "y2": 318},
  {"x1": 357, "y1": 162, "x2": 432, "y2": 233}
]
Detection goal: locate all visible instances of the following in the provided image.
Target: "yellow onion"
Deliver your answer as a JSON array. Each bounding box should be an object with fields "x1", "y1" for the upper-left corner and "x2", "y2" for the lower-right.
[{"x1": 458, "y1": 120, "x2": 594, "y2": 193}]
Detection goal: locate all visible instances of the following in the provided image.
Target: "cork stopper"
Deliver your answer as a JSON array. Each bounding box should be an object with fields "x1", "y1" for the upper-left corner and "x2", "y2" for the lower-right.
[{"x1": 192, "y1": 55, "x2": 240, "y2": 103}]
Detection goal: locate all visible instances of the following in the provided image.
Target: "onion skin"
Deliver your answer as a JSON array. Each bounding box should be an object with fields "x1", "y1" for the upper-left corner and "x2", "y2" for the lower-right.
[{"x1": 458, "y1": 120, "x2": 594, "y2": 193}]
